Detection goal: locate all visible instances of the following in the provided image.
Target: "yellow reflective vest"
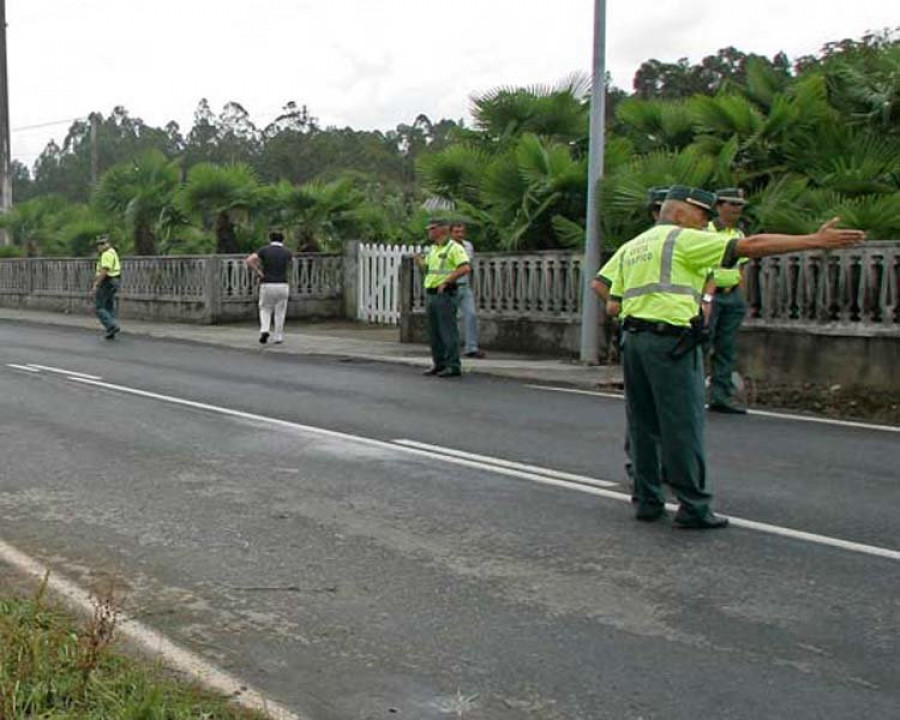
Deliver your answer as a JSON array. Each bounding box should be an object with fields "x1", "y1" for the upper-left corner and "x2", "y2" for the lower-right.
[
  {"x1": 598, "y1": 223, "x2": 738, "y2": 327},
  {"x1": 96, "y1": 247, "x2": 121, "y2": 278},
  {"x1": 423, "y1": 240, "x2": 469, "y2": 289},
  {"x1": 707, "y1": 221, "x2": 746, "y2": 288}
]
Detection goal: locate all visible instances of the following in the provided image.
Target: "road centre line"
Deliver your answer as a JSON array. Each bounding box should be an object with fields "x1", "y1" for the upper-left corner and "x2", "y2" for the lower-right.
[
  {"x1": 67, "y1": 376, "x2": 900, "y2": 562},
  {"x1": 393, "y1": 439, "x2": 617, "y2": 488},
  {"x1": 5, "y1": 363, "x2": 41, "y2": 372},
  {"x1": 0, "y1": 537, "x2": 301, "y2": 720},
  {"x1": 527, "y1": 384, "x2": 900, "y2": 434},
  {"x1": 26, "y1": 363, "x2": 102, "y2": 380}
]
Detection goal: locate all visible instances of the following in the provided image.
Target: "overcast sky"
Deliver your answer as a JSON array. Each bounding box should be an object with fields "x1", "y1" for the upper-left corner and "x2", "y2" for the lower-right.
[{"x1": 7, "y1": 0, "x2": 897, "y2": 167}]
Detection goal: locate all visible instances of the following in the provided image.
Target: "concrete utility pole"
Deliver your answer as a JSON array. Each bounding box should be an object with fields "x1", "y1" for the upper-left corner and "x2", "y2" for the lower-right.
[
  {"x1": 579, "y1": 0, "x2": 608, "y2": 364},
  {"x1": 0, "y1": 0, "x2": 11, "y2": 246},
  {"x1": 90, "y1": 113, "x2": 100, "y2": 185}
]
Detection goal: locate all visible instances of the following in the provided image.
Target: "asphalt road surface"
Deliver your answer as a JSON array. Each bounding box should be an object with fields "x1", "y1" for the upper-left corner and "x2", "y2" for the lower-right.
[{"x1": 0, "y1": 321, "x2": 897, "y2": 720}]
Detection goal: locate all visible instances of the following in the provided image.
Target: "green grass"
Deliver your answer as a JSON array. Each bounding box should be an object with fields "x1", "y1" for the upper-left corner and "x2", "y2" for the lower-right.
[{"x1": 0, "y1": 581, "x2": 267, "y2": 719}]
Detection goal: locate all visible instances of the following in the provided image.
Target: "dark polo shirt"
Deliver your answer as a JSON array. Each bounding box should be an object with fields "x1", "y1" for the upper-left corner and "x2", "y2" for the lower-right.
[{"x1": 257, "y1": 242, "x2": 293, "y2": 283}]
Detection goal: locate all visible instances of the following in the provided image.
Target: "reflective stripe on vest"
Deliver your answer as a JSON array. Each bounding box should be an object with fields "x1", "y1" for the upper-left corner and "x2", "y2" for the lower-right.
[{"x1": 620, "y1": 229, "x2": 701, "y2": 303}]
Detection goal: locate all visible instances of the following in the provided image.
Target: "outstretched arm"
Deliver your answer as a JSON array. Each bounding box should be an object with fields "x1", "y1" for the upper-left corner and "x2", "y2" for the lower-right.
[{"x1": 735, "y1": 218, "x2": 865, "y2": 259}]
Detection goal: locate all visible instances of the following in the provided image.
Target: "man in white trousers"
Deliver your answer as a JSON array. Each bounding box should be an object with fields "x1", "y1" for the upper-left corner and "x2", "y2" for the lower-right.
[{"x1": 244, "y1": 230, "x2": 293, "y2": 344}]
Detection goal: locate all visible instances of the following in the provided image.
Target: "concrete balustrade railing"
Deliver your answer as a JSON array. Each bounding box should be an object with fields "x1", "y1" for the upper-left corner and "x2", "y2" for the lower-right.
[{"x1": 0, "y1": 253, "x2": 345, "y2": 323}]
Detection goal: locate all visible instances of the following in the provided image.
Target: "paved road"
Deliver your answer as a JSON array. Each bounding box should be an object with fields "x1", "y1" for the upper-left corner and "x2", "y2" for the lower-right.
[{"x1": 0, "y1": 322, "x2": 897, "y2": 720}]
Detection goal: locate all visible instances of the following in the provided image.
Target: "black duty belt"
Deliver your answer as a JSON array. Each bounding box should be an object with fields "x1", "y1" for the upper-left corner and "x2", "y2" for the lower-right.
[
  {"x1": 622, "y1": 317, "x2": 688, "y2": 336},
  {"x1": 425, "y1": 285, "x2": 457, "y2": 295},
  {"x1": 716, "y1": 286, "x2": 739, "y2": 295}
]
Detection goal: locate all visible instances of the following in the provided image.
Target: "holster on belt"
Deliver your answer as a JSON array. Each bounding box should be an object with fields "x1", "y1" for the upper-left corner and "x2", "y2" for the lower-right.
[{"x1": 668, "y1": 315, "x2": 709, "y2": 360}]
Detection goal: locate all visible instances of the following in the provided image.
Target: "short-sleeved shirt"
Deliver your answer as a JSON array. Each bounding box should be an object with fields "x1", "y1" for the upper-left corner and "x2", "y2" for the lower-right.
[
  {"x1": 707, "y1": 221, "x2": 747, "y2": 288},
  {"x1": 97, "y1": 247, "x2": 121, "y2": 278},
  {"x1": 423, "y1": 240, "x2": 470, "y2": 290},
  {"x1": 600, "y1": 223, "x2": 738, "y2": 327},
  {"x1": 256, "y1": 242, "x2": 293, "y2": 283},
  {"x1": 457, "y1": 240, "x2": 475, "y2": 286}
]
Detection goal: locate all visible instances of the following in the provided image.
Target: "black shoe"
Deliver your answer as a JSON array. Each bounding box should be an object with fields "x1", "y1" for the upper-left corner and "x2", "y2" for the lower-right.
[
  {"x1": 104, "y1": 325, "x2": 120, "y2": 340},
  {"x1": 259, "y1": 332, "x2": 270, "y2": 344},
  {"x1": 708, "y1": 403, "x2": 747, "y2": 415},
  {"x1": 464, "y1": 350, "x2": 486, "y2": 359},
  {"x1": 673, "y1": 511, "x2": 729, "y2": 530},
  {"x1": 635, "y1": 504, "x2": 667, "y2": 522},
  {"x1": 436, "y1": 368, "x2": 462, "y2": 378},
  {"x1": 423, "y1": 366, "x2": 444, "y2": 376}
]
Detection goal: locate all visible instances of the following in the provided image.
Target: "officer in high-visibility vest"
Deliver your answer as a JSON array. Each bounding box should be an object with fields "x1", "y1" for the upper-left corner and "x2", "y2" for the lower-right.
[
  {"x1": 414, "y1": 217, "x2": 471, "y2": 378},
  {"x1": 593, "y1": 185, "x2": 672, "y2": 492},
  {"x1": 605, "y1": 185, "x2": 865, "y2": 529},
  {"x1": 91, "y1": 235, "x2": 122, "y2": 339},
  {"x1": 706, "y1": 188, "x2": 749, "y2": 413}
]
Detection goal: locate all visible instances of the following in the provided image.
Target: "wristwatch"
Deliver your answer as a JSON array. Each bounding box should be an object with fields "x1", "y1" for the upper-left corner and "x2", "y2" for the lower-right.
[{"x1": 702, "y1": 293, "x2": 715, "y2": 303}]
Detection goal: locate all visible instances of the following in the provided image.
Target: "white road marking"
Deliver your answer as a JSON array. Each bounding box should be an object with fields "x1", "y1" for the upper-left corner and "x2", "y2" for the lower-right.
[
  {"x1": 6, "y1": 363, "x2": 41, "y2": 372},
  {"x1": 67, "y1": 376, "x2": 900, "y2": 562},
  {"x1": 26, "y1": 363, "x2": 102, "y2": 380},
  {"x1": 393, "y1": 439, "x2": 617, "y2": 488},
  {"x1": 0, "y1": 537, "x2": 301, "y2": 720},
  {"x1": 527, "y1": 384, "x2": 900, "y2": 433}
]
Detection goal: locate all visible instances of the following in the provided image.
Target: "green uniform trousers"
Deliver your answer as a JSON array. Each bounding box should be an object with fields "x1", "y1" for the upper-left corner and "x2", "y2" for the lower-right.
[
  {"x1": 623, "y1": 329, "x2": 712, "y2": 518},
  {"x1": 426, "y1": 290, "x2": 461, "y2": 372},
  {"x1": 709, "y1": 289, "x2": 747, "y2": 407}
]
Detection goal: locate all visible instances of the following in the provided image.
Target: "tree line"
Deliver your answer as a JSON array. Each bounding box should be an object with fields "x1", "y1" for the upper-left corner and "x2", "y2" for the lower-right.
[{"x1": 2, "y1": 29, "x2": 898, "y2": 258}]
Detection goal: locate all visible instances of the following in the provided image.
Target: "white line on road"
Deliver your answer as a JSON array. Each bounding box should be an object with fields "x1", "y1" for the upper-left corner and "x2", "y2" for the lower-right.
[
  {"x1": 527, "y1": 384, "x2": 900, "y2": 434},
  {"x1": 5, "y1": 363, "x2": 41, "y2": 372},
  {"x1": 26, "y1": 363, "x2": 103, "y2": 380},
  {"x1": 67, "y1": 375, "x2": 900, "y2": 562},
  {"x1": 0, "y1": 537, "x2": 302, "y2": 720},
  {"x1": 393, "y1": 439, "x2": 617, "y2": 488}
]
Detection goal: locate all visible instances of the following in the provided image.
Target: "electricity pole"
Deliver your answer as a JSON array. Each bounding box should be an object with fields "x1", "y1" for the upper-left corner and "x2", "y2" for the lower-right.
[
  {"x1": 0, "y1": 0, "x2": 11, "y2": 246},
  {"x1": 579, "y1": 0, "x2": 607, "y2": 363}
]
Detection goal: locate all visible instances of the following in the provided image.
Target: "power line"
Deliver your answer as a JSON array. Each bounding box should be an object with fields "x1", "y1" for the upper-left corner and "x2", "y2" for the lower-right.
[{"x1": 11, "y1": 117, "x2": 84, "y2": 133}]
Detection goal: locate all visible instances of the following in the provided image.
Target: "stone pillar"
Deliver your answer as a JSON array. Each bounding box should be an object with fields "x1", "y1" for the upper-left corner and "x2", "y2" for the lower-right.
[
  {"x1": 342, "y1": 240, "x2": 359, "y2": 321},
  {"x1": 399, "y1": 255, "x2": 413, "y2": 343},
  {"x1": 203, "y1": 255, "x2": 222, "y2": 324}
]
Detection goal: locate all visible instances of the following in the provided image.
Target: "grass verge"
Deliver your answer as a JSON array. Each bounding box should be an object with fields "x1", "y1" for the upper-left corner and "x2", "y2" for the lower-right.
[{"x1": 0, "y1": 578, "x2": 266, "y2": 719}]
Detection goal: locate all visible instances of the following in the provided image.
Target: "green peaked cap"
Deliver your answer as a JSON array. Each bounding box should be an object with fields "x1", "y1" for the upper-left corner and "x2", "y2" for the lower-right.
[{"x1": 665, "y1": 185, "x2": 717, "y2": 214}]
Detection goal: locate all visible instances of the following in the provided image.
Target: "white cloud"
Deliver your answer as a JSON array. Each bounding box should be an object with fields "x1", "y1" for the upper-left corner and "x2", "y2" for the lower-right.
[{"x1": 6, "y1": 0, "x2": 896, "y2": 166}]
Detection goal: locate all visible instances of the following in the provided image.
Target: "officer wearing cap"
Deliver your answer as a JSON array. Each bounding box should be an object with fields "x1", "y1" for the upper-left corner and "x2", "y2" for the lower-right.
[
  {"x1": 647, "y1": 186, "x2": 669, "y2": 223},
  {"x1": 91, "y1": 235, "x2": 121, "y2": 339},
  {"x1": 706, "y1": 188, "x2": 750, "y2": 413},
  {"x1": 414, "y1": 217, "x2": 471, "y2": 378},
  {"x1": 600, "y1": 185, "x2": 865, "y2": 529},
  {"x1": 592, "y1": 185, "x2": 671, "y2": 492}
]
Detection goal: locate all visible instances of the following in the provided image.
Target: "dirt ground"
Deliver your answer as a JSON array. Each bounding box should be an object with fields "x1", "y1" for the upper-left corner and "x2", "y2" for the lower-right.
[{"x1": 746, "y1": 380, "x2": 900, "y2": 426}]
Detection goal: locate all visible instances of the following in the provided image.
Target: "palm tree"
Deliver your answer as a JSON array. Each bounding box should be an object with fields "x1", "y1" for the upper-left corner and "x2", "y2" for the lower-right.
[
  {"x1": 93, "y1": 151, "x2": 180, "y2": 255},
  {"x1": 180, "y1": 162, "x2": 261, "y2": 254}
]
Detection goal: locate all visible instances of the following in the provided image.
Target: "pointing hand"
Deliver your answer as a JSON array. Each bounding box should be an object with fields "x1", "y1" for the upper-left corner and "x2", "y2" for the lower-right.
[{"x1": 816, "y1": 217, "x2": 866, "y2": 249}]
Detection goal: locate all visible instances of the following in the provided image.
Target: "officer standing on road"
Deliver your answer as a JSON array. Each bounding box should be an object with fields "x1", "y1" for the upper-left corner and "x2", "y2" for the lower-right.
[
  {"x1": 91, "y1": 235, "x2": 121, "y2": 340},
  {"x1": 592, "y1": 185, "x2": 671, "y2": 490},
  {"x1": 415, "y1": 218, "x2": 471, "y2": 378},
  {"x1": 607, "y1": 185, "x2": 865, "y2": 529},
  {"x1": 707, "y1": 188, "x2": 750, "y2": 413}
]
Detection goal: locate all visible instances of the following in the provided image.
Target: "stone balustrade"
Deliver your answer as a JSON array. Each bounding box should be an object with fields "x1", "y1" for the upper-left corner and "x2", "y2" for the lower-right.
[
  {"x1": 0, "y1": 253, "x2": 344, "y2": 323},
  {"x1": 404, "y1": 244, "x2": 900, "y2": 334}
]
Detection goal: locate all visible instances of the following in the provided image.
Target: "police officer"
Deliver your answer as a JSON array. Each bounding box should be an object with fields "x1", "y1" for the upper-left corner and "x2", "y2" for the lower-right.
[
  {"x1": 593, "y1": 186, "x2": 671, "y2": 492},
  {"x1": 707, "y1": 188, "x2": 749, "y2": 413},
  {"x1": 91, "y1": 235, "x2": 121, "y2": 339},
  {"x1": 607, "y1": 185, "x2": 865, "y2": 529},
  {"x1": 415, "y1": 218, "x2": 471, "y2": 378}
]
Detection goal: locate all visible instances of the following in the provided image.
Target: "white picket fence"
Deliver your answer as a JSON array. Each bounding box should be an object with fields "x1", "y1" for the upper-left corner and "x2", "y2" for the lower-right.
[{"x1": 357, "y1": 242, "x2": 421, "y2": 324}]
